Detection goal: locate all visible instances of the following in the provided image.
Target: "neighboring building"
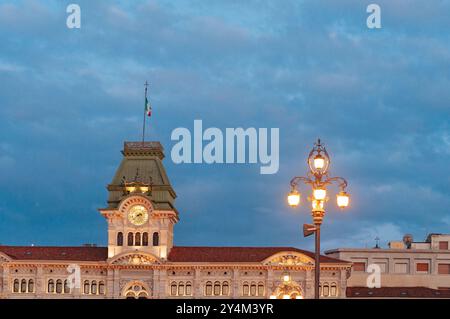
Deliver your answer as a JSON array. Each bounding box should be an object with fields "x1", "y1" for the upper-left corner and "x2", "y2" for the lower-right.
[
  {"x1": 326, "y1": 234, "x2": 450, "y2": 298},
  {"x1": 0, "y1": 141, "x2": 351, "y2": 299}
]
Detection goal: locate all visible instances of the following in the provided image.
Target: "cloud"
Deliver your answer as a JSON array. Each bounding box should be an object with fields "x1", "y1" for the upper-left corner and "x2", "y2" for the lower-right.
[{"x1": 0, "y1": 0, "x2": 449, "y2": 248}]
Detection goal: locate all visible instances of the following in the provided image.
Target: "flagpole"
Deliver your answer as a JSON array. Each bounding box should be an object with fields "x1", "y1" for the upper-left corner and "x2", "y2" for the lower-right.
[{"x1": 142, "y1": 81, "x2": 148, "y2": 144}]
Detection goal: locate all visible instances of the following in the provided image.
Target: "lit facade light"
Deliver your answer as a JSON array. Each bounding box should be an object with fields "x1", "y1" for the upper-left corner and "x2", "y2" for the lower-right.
[
  {"x1": 269, "y1": 295, "x2": 277, "y2": 299},
  {"x1": 313, "y1": 154, "x2": 325, "y2": 170},
  {"x1": 282, "y1": 272, "x2": 291, "y2": 282},
  {"x1": 295, "y1": 295, "x2": 304, "y2": 299},
  {"x1": 140, "y1": 186, "x2": 149, "y2": 193},
  {"x1": 282, "y1": 294, "x2": 290, "y2": 299},
  {"x1": 287, "y1": 190, "x2": 301, "y2": 207},
  {"x1": 313, "y1": 188, "x2": 326, "y2": 201},
  {"x1": 126, "y1": 186, "x2": 136, "y2": 193},
  {"x1": 337, "y1": 191, "x2": 350, "y2": 208}
]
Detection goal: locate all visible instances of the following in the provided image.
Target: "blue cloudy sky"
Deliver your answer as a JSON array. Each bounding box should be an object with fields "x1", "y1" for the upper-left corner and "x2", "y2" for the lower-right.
[{"x1": 0, "y1": 0, "x2": 449, "y2": 251}]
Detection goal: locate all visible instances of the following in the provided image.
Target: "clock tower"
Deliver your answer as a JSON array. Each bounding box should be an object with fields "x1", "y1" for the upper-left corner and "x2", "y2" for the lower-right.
[{"x1": 99, "y1": 141, "x2": 179, "y2": 260}]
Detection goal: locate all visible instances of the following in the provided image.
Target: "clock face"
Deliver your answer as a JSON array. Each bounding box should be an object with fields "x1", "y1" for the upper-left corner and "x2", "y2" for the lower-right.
[{"x1": 127, "y1": 205, "x2": 149, "y2": 226}]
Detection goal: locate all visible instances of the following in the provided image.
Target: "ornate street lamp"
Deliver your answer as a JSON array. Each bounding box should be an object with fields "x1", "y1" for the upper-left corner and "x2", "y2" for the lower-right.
[{"x1": 287, "y1": 139, "x2": 350, "y2": 299}]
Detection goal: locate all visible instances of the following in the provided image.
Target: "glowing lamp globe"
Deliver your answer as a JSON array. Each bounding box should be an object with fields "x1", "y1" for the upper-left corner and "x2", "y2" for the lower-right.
[
  {"x1": 313, "y1": 154, "x2": 325, "y2": 170},
  {"x1": 313, "y1": 188, "x2": 327, "y2": 201},
  {"x1": 337, "y1": 191, "x2": 350, "y2": 208},
  {"x1": 287, "y1": 190, "x2": 300, "y2": 207}
]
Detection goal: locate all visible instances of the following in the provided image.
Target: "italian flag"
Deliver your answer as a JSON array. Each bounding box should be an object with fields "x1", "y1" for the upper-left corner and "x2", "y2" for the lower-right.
[{"x1": 145, "y1": 97, "x2": 152, "y2": 117}]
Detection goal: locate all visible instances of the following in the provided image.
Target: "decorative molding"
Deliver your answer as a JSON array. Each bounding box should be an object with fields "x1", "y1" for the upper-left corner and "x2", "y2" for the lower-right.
[{"x1": 263, "y1": 252, "x2": 314, "y2": 267}]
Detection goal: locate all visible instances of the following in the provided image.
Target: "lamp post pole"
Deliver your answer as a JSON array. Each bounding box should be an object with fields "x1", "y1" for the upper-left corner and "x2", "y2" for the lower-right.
[{"x1": 287, "y1": 139, "x2": 350, "y2": 299}]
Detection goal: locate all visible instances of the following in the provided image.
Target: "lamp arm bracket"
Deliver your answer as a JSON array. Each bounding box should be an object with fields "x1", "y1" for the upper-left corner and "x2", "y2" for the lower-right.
[
  {"x1": 290, "y1": 176, "x2": 313, "y2": 188},
  {"x1": 325, "y1": 176, "x2": 348, "y2": 190}
]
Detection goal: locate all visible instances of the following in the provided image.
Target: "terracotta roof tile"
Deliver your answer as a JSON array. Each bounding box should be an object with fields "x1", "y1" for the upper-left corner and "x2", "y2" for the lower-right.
[
  {"x1": 0, "y1": 246, "x2": 348, "y2": 264},
  {"x1": 168, "y1": 246, "x2": 347, "y2": 263},
  {"x1": 0, "y1": 246, "x2": 108, "y2": 262}
]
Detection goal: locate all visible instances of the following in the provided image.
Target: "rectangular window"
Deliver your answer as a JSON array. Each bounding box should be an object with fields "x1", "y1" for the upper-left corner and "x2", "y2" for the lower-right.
[
  {"x1": 394, "y1": 263, "x2": 408, "y2": 274},
  {"x1": 438, "y1": 264, "x2": 450, "y2": 275},
  {"x1": 416, "y1": 263, "x2": 429, "y2": 273},
  {"x1": 439, "y1": 241, "x2": 449, "y2": 250},
  {"x1": 353, "y1": 262, "x2": 365, "y2": 272}
]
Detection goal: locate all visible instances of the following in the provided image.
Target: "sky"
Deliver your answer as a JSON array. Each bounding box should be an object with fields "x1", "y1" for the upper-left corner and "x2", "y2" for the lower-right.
[{"x1": 0, "y1": 0, "x2": 449, "y2": 251}]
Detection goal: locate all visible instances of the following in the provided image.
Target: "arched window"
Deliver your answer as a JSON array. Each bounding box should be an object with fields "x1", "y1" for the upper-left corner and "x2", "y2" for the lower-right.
[
  {"x1": 331, "y1": 283, "x2": 337, "y2": 297},
  {"x1": 21, "y1": 279, "x2": 27, "y2": 293},
  {"x1": 205, "y1": 281, "x2": 212, "y2": 296},
  {"x1": 243, "y1": 282, "x2": 249, "y2": 296},
  {"x1": 257, "y1": 282, "x2": 264, "y2": 296},
  {"x1": 28, "y1": 279, "x2": 34, "y2": 293},
  {"x1": 64, "y1": 279, "x2": 70, "y2": 294},
  {"x1": 186, "y1": 282, "x2": 192, "y2": 296},
  {"x1": 56, "y1": 279, "x2": 63, "y2": 294},
  {"x1": 117, "y1": 232, "x2": 123, "y2": 246},
  {"x1": 250, "y1": 282, "x2": 257, "y2": 296},
  {"x1": 222, "y1": 282, "x2": 229, "y2": 296},
  {"x1": 178, "y1": 282, "x2": 185, "y2": 296},
  {"x1": 99, "y1": 281, "x2": 105, "y2": 295},
  {"x1": 323, "y1": 283, "x2": 330, "y2": 297},
  {"x1": 135, "y1": 232, "x2": 141, "y2": 246},
  {"x1": 171, "y1": 282, "x2": 177, "y2": 296},
  {"x1": 142, "y1": 232, "x2": 149, "y2": 246},
  {"x1": 48, "y1": 279, "x2": 55, "y2": 293},
  {"x1": 153, "y1": 232, "x2": 159, "y2": 246},
  {"x1": 213, "y1": 281, "x2": 221, "y2": 296},
  {"x1": 91, "y1": 281, "x2": 97, "y2": 294},
  {"x1": 84, "y1": 280, "x2": 90, "y2": 294},
  {"x1": 128, "y1": 232, "x2": 134, "y2": 246},
  {"x1": 13, "y1": 279, "x2": 19, "y2": 293}
]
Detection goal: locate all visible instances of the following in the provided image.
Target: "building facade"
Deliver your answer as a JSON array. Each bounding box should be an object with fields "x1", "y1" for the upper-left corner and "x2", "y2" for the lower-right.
[
  {"x1": 326, "y1": 234, "x2": 450, "y2": 298},
  {"x1": 0, "y1": 141, "x2": 351, "y2": 299}
]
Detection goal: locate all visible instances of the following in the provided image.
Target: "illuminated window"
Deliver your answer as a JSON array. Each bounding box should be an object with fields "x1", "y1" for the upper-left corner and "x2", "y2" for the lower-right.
[
  {"x1": 438, "y1": 264, "x2": 450, "y2": 275},
  {"x1": 416, "y1": 263, "x2": 429, "y2": 273},
  {"x1": 353, "y1": 262, "x2": 366, "y2": 272}
]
